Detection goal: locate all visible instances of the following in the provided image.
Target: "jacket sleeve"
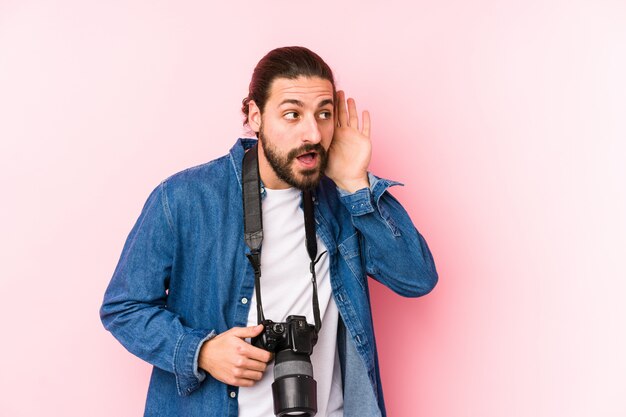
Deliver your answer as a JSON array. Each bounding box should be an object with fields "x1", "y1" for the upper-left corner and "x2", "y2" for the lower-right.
[
  {"x1": 100, "y1": 181, "x2": 215, "y2": 396},
  {"x1": 337, "y1": 174, "x2": 438, "y2": 297}
]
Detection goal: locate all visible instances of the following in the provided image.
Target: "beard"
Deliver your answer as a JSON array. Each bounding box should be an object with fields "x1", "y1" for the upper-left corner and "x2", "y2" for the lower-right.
[{"x1": 259, "y1": 126, "x2": 328, "y2": 190}]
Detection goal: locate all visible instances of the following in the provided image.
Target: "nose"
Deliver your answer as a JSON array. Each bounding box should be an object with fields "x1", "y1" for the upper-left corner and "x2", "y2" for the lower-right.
[{"x1": 301, "y1": 114, "x2": 322, "y2": 144}]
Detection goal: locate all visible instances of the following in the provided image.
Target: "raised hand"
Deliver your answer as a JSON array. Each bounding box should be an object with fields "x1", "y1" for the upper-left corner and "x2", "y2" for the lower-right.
[
  {"x1": 198, "y1": 324, "x2": 272, "y2": 387},
  {"x1": 326, "y1": 90, "x2": 372, "y2": 193}
]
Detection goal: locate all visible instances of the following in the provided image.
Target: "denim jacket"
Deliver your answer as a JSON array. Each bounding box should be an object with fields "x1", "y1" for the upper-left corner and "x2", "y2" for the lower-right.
[{"x1": 100, "y1": 138, "x2": 438, "y2": 417}]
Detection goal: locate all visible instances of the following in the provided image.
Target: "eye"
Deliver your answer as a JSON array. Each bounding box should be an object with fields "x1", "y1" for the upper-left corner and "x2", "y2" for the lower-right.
[
  {"x1": 319, "y1": 110, "x2": 333, "y2": 120},
  {"x1": 284, "y1": 111, "x2": 299, "y2": 120}
]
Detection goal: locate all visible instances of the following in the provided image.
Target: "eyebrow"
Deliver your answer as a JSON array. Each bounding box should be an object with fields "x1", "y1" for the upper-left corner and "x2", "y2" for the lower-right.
[{"x1": 279, "y1": 98, "x2": 334, "y2": 108}]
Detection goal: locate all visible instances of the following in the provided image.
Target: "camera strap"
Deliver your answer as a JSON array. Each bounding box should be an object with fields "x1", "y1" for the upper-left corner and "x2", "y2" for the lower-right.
[{"x1": 242, "y1": 144, "x2": 323, "y2": 332}]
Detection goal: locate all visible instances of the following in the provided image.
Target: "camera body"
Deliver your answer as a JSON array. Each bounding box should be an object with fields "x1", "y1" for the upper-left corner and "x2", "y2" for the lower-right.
[{"x1": 252, "y1": 315, "x2": 318, "y2": 354}]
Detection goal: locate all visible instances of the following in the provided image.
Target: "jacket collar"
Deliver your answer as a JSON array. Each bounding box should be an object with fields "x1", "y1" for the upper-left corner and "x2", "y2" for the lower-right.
[{"x1": 229, "y1": 137, "x2": 258, "y2": 191}]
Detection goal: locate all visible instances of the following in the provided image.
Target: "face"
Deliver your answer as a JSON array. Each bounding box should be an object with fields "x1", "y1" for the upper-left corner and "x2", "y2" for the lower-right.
[{"x1": 249, "y1": 76, "x2": 335, "y2": 190}]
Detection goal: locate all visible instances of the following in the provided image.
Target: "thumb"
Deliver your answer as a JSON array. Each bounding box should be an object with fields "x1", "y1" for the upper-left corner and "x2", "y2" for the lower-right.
[{"x1": 231, "y1": 324, "x2": 264, "y2": 339}]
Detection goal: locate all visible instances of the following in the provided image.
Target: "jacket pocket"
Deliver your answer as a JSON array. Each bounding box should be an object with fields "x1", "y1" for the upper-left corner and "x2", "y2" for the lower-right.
[{"x1": 338, "y1": 232, "x2": 367, "y2": 292}]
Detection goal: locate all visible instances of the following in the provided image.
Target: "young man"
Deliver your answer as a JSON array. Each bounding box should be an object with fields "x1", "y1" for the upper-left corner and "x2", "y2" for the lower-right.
[{"x1": 100, "y1": 46, "x2": 437, "y2": 417}]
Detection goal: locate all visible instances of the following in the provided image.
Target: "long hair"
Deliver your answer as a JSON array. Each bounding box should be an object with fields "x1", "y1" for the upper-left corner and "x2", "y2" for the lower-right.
[{"x1": 241, "y1": 46, "x2": 336, "y2": 131}]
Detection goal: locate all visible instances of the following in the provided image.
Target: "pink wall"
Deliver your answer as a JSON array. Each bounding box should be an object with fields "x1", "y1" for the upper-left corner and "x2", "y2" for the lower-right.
[{"x1": 1, "y1": 1, "x2": 625, "y2": 416}]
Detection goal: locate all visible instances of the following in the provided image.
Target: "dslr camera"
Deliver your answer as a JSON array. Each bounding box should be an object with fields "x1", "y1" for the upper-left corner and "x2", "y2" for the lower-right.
[{"x1": 252, "y1": 315, "x2": 319, "y2": 417}]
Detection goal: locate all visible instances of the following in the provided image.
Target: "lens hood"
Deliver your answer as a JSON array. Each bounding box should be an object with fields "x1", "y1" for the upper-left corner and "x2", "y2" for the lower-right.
[{"x1": 272, "y1": 374, "x2": 317, "y2": 416}]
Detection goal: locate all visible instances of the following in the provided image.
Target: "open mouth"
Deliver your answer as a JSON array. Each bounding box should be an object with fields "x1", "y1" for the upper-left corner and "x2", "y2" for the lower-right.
[{"x1": 296, "y1": 151, "x2": 318, "y2": 167}]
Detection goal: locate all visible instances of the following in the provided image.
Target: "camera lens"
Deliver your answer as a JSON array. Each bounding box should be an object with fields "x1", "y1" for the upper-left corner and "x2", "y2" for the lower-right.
[{"x1": 271, "y1": 349, "x2": 317, "y2": 416}]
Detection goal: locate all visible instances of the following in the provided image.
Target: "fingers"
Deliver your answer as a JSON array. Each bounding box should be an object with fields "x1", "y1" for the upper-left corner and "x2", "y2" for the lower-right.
[
  {"x1": 232, "y1": 358, "x2": 267, "y2": 380},
  {"x1": 347, "y1": 98, "x2": 359, "y2": 130},
  {"x1": 337, "y1": 90, "x2": 348, "y2": 127},
  {"x1": 225, "y1": 354, "x2": 269, "y2": 386},
  {"x1": 336, "y1": 90, "x2": 369, "y2": 133},
  {"x1": 223, "y1": 369, "x2": 263, "y2": 387},
  {"x1": 231, "y1": 375, "x2": 260, "y2": 387},
  {"x1": 224, "y1": 346, "x2": 271, "y2": 386},
  {"x1": 198, "y1": 325, "x2": 273, "y2": 387},
  {"x1": 362, "y1": 110, "x2": 371, "y2": 138},
  {"x1": 230, "y1": 324, "x2": 264, "y2": 339},
  {"x1": 237, "y1": 340, "x2": 272, "y2": 363},
  {"x1": 244, "y1": 357, "x2": 269, "y2": 373},
  {"x1": 228, "y1": 325, "x2": 272, "y2": 362}
]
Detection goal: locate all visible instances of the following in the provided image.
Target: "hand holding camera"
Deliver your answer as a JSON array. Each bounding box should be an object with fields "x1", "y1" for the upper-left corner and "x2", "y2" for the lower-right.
[{"x1": 198, "y1": 324, "x2": 272, "y2": 387}]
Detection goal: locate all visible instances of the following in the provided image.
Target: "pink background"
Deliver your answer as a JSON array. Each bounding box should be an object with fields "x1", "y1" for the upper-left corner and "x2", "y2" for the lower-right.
[{"x1": 1, "y1": 1, "x2": 625, "y2": 416}]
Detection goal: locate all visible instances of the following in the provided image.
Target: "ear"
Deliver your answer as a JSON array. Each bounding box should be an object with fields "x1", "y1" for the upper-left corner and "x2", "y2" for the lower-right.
[{"x1": 248, "y1": 100, "x2": 262, "y2": 133}]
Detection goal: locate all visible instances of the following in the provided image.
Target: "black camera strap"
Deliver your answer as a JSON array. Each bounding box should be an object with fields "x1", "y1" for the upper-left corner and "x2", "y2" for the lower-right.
[{"x1": 242, "y1": 144, "x2": 323, "y2": 332}]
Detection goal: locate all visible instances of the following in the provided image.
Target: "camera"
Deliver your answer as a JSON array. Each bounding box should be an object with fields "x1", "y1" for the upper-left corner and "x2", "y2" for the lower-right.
[{"x1": 252, "y1": 315, "x2": 319, "y2": 416}]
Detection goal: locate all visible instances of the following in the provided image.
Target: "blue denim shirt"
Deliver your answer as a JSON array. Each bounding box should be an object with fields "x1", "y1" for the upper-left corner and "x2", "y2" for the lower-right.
[{"x1": 100, "y1": 138, "x2": 438, "y2": 417}]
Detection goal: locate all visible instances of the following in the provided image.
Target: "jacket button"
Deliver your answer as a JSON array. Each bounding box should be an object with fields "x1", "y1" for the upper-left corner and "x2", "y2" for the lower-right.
[
  {"x1": 229, "y1": 391, "x2": 236, "y2": 398},
  {"x1": 241, "y1": 297, "x2": 248, "y2": 304}
]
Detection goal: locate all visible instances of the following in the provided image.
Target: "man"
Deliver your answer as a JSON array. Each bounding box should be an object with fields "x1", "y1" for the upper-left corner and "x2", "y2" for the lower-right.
[{"x1": 100, "y1": 46, "x2": 437, "y2": 417}]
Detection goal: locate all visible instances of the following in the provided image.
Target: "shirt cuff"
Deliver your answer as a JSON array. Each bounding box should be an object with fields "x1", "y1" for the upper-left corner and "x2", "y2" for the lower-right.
[
  {"x1": 337, "y1": 173, "x2": 403, "y2": 217},
  {"x1": 173, "y1": 329, "x2": 216, "y2": 396}
]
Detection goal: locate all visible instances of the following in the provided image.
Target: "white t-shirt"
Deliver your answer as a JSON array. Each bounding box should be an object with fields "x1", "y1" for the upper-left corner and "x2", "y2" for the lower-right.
[{"x1": 238, "y1": 187, "x2": 343, "y2": 417}]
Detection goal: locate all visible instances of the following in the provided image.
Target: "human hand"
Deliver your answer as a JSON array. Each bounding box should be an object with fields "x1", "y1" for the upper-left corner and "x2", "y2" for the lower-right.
[
  {"x1": 198, "y1": 324, "x2": 272, "y2": 387},
  {"x1": 326, "y1": 90, "x2": 372, "y2": 193}
]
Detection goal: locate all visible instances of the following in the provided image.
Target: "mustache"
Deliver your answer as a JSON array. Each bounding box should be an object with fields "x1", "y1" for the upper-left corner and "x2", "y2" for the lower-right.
[{"x1": 286, "y1": 143, "x2": 327, "y2": 161}]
